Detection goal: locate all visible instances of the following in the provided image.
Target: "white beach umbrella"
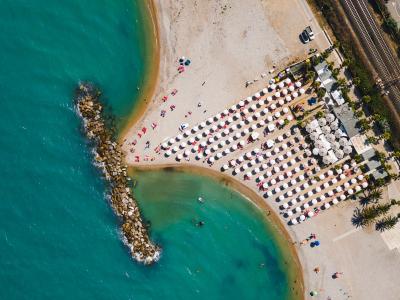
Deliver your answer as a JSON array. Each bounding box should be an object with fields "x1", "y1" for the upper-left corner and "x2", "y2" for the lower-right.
[
  {"x1": 362, "y1": 182, "x2": 368, "y2": 188},
  {"x1": 275, "y1": 91, "x2": 281, "y2": 98},
  {"x1": 289, "y1": 85, "x2": 295, "y2": 92},
  {"x1": 177, "y1": 154, "x2": 183, "y2": 160},
  {"x1": 343, "y1": 146, "x2": 352, "y2": 154},
  {"x1": 278, "y1": 82, "x2": 285, "y2": 88},
  {"x1": 299, "y1": 88, "x2": 305, "y2": 94},
  {"x1": 324, "y1": 203, "x2": 331, "y2": 209},
  {"x1": 326, "y1": 113, "x2": 335, "y2": 123},
  {"x1": 165, "y1": 150, "x2": 172, "y2": 157},
  {"x1": 295, "y1": 81, "x2": 302, "y2": 88},
  {"x1": 267, "y1": 96, "x2": 273, "y2": 102},
  {"x1": 292, "y1": 92, "x2": 299, "y2": 98},
  {"x1": 270, "y1": 103, "x2": 277, "y2": 110}
]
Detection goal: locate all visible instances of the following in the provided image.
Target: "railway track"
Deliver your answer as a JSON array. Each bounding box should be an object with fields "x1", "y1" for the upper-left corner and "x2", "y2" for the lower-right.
[{"x1": 341, "y1": 0, "x2": 400, "y2": 109}]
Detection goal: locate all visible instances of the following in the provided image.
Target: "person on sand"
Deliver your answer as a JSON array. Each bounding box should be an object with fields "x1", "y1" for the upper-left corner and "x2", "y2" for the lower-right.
[
  {"x1": 313, "y1": 267, "x2": 320, "y2": 274},
  {"x1": 332, "y1": 272, "x2": 343, "y2": 279}
]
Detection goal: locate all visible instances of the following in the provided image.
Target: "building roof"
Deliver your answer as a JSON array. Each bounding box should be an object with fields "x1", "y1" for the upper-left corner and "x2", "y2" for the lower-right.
[
  {"x1": 333, "y1": 104, "x2": 361, "y2": 138},
  {"x1": 361, "y1": 148, "x2": 387, "y2": 179},
  {"x1": 331, "y1": 90, "x2": 345, "y2": 106},
  {"x1": 371, "y1": 167, "x2": 388, "y2": 180},
  {"x1": 314, "y1": 62, "x2": 336, "y2": 92}
]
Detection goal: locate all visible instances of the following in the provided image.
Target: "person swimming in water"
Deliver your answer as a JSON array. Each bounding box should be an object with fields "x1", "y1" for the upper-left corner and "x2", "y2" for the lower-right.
[{"x1": 196, "y1": 221, "x2": 205, "y2": 227}]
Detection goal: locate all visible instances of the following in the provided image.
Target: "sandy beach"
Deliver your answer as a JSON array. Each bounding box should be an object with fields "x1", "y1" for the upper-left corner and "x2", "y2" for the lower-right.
[{"x1": 122, "y1": 0, "x2": 400, "y2": 299}]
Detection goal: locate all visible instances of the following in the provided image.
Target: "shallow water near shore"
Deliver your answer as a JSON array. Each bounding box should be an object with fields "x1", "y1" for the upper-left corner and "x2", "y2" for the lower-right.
[
  {"x1": 132, "y1": 169, "x2": 299, "y2": 300},
  {"x1": 0, "y1": 1, "x2": 299, "y2": 299}
]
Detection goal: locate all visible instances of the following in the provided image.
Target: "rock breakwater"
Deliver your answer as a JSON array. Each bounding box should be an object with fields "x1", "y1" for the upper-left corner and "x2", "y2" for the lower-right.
[{"x1": 75, "y1": 82, "x2": 160, "y2": 264}]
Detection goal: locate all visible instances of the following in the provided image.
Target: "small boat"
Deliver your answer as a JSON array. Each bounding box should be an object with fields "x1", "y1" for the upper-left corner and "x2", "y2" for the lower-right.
[{"x1": 197, "y1": 196, "x2": 204, "y2": 203}]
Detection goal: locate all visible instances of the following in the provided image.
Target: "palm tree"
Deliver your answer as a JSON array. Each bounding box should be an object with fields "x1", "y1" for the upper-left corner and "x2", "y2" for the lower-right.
[
  {"x1": 375, "y1": 151, "x2": 387, "y2": 162},
  {"x1": 367, "y1": 136, "x2": 377, "y2": 145},
  {"x1": 337, "y1": 78, "x2": 346, "y2": 88},
  {"x1": 381, "y1": 131, "x2": 391, "y2": 141},
  {"x1": 305, "y1": 71, "x2": 316, "y2": 83},
  {"x1": 375, "y1": 215, "x2": 399, "y2": 232},
  {"x1": 312, "y1": 80, "x2": 321, "y2": 89},
  {"x1": 369, "y1": 188, "x2": 383, "y2": 204},
  {"x1": 361, "y1": 95, "x2": 372, "y2": 104}
]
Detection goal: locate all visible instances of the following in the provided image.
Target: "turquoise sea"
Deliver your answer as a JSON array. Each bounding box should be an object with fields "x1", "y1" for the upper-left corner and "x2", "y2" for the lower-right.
[{"x1": 0, "y1": 1, "x2": 298, "y2": 299}]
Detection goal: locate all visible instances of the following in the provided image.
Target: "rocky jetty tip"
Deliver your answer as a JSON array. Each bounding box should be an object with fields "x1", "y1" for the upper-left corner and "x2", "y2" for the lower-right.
[{"x1": 75, "y1": 82, "x2": 160, "y2": 264}]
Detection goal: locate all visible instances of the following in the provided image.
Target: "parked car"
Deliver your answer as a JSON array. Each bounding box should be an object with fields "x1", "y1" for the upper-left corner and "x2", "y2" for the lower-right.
[
  {"x1": 301, "y1": 30, "x2": 310, "y2": 43},
  {"x1": 305, "y1": 26, "x2": 315, "y2": 40},
  {"x1": 300, "y1": 26, "x2": 314, "y2": 44}
]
